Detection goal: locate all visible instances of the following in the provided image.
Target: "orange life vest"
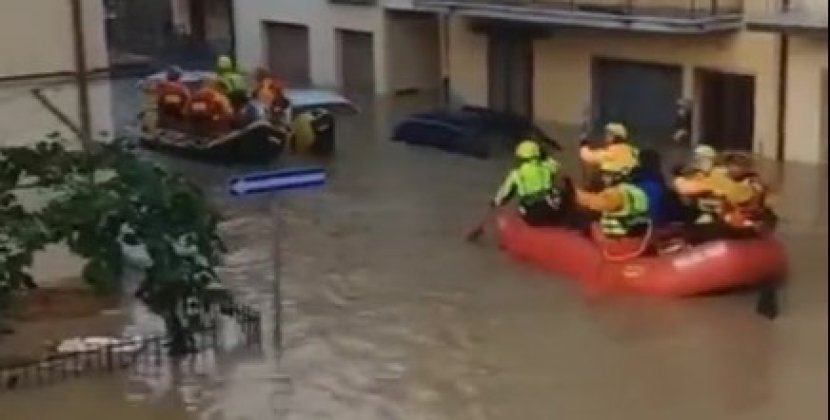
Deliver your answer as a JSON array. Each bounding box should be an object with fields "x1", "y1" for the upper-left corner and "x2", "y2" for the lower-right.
[
  {"x1": 189, "y1": 89, "x2": 232, "y2": 119},
  {"x1": 723, "y1": 175, "x2": 767, "y2": 229},
  {"x1": 156, "y1": 81, "x2": 189, "y2": 117}
]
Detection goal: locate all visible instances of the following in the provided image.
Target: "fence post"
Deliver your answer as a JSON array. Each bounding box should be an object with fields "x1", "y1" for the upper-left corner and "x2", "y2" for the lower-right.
[
  {"x1": 106, "y1": 345, "x2": 114, "y2": 371},
  {"x1": 154, "y1": 336, "x2": 162, "y2": 365}
]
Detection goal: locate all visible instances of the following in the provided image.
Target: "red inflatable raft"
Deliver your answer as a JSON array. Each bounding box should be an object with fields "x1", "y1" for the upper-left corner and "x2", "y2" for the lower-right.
[{"x1": 495, "y1": 212, "x2": 787, "y2": 297}]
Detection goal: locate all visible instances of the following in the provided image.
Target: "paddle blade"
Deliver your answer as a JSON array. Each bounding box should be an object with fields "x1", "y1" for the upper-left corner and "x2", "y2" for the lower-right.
[
  {"x1": 756, "y1": 282, "x2": 780, "y2": 320},
  {"x1": 466, "y1": 224, "x2": 485, "y2": 242}
]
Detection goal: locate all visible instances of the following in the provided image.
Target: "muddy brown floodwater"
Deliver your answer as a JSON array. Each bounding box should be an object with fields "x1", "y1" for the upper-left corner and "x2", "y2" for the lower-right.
[{"x1": 1, "y1": 91, "x2": 827, "y2": 420}]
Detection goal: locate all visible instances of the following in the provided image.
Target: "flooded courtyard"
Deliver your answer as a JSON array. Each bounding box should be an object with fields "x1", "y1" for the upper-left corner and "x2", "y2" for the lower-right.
[{"x1": 0, "y1": 81, "x2": 827, "y2": 419}]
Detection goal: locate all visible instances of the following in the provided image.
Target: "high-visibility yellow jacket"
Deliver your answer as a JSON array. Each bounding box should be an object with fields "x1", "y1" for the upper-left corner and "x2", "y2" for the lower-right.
[{"x1": 580, "y1": 142, "x2": 640, "y2": 175}]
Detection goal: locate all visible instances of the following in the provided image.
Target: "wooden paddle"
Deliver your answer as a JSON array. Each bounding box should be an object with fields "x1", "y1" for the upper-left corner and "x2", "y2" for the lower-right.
[
  {"x1": 756, "y1": 281, "x2": 781, "y2": 320},
  {"x1": 466, "y1": 207, "x2": 495, "y2": 243}
]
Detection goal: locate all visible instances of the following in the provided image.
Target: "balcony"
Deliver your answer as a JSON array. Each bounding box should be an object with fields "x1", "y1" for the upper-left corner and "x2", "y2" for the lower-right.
[
  {"x1": 329, "y1": 0, "x2": 378, "y2": 5},
  {"x1": 415, "y1": 0, "x2": 745, "y2": 33},
  {"x1": 746, "y1": 1, "x2": 828, "y2": 35}
]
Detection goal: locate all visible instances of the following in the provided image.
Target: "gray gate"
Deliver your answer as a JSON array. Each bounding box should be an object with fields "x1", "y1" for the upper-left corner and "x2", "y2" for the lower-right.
[{"x1": 593, "y1": 58, "x2": 682, "y2": 147}]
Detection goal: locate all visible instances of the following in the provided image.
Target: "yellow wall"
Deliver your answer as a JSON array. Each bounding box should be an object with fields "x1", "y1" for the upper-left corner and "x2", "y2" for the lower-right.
[
  {"x1": 0, "y1": 0, "x2": 108, "y2": 78},
  {"x1": 446, "y1": 16, "x2": 784, "y2": 159},
  {"x1": 533, "y1": 30, "x2": 782, "y2": 158},
  {"x1": 447, "y1": 18, "x2": 488, "y2": 106},
  {"x1": 785, "y1": 35, "x2": 828, "y2": 163}
]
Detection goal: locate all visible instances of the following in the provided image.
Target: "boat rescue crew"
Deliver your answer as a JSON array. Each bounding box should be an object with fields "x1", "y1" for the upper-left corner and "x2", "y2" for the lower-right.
[
  {"x1": 485, "y1": 121, "x2": 778, "y2": 260},
  {"x1": 148, "y1": 58, "x2": 294, "y2": 137},
  {"x1": 486, "y1": 122, "x2": 785, "y2": 300}
]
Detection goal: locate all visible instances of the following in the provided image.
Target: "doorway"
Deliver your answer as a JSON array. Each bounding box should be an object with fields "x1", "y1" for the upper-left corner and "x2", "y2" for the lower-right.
[
  {"x1": 337, "y1": 29, "x2": 375, "y2": 94},
  {"x1": 697, "y1": 69, "x2": 755, "y2": 151},
  {"x1": 385, "y1": 10, "x2": 441, "y2": 94},
  {"x1": 593, "y1": 58, "x2": 683, "y2": 147},
  {"x1": 264, "y1": 22, "x2": 311, "y2": 86},
  {"x1": 487, "y1": 33, "x2": 533, "y2": 118}
]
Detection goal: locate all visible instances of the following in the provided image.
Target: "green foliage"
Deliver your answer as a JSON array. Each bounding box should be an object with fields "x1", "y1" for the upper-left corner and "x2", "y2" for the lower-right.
[{"x1": 0, "y1": 137, "x2": 225, "y2": 350}]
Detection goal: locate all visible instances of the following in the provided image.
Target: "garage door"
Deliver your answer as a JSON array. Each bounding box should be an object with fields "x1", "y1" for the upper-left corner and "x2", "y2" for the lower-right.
[
  {"x1": 264, "y1": 22, "x2": 310, "y2": 86},
  {"x1": 338, "y1": 29, "x2": 375, "y2": 93},
  {"x1": 386, "y1": 10, "x2": 441, "y2": 93},
  {"x1": 593, "y1": 59, "x2": 682, "y2": 147}
]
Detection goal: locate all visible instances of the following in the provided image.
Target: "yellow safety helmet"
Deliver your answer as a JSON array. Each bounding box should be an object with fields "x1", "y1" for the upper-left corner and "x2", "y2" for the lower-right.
[
  {"x1": 693, "y1": 144, "x2": 717, "y2": 159},
  {"x1": 515, "y1": 140, "x2": 541, "y2": 159},
  {"x1": 217, "y1": 55, "x2": 234, "y2": 71},
  {"x1": 600, "y1": 160, "x2": 624, "y2": 174},
  {"x1": 605, "y1": 122, "x2": 628, "y2": 140}
]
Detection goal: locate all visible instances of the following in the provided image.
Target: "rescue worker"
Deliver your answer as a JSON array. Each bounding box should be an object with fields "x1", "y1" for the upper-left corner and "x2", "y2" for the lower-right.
[
  {"x1": 635, "y1": 149, "x2": 685, "y2": 228},
  {"x1": 188, "y1": 75, "x2": 235, "y2": 135},
  {"x1": 576, "y1": 162, "x2": 650, "y2": 239},
  {"x1": 215, "y1": 55, "x2": 248, "y2": 109},
  {"x1": 239, "y1": 85, "x2": 273, "y2": 126},
  {"x1": 492, "y1": 140, "x2": 568, "y2": 227},
  {"x1": 672, "y1": 144, "x2": 728, "y2": 224},
  {"x1": 580, "y1": 122, "x2": 640, "y2": 178},
  {"x1": 720, "y1": 153, "x2": 777, "y2": 232},
  {"x1": 252, "y1": 67, "x2": 290, "y2": 125},
  {"x1": 155, "y1": 66, "x2": 190, "y2": 128},
  {"x1": 673, "y1": 147, "x2": 774, "y2": 242}
]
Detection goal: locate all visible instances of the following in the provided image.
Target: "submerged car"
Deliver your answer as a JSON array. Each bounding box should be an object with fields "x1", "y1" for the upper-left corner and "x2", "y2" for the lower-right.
[{"x1": 391, "y1": 106, "x2": 559, "y2": 159}]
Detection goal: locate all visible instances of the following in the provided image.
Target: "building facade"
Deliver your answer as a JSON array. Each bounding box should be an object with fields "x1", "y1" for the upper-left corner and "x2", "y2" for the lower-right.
[
  {"x1": 1, "y1": 0, "x2": 112, "y2": 150},
  {"x1": 749, "y1": 0, "x2": 828, "y2": 163},
  {"x1": 430, "y1": 0, "x2": 828, "y2": 163},
  {"x1": 0, "y1": 0, "x2": 108, "y2": 80},
  {"x1": 234, "y1": 0, "x2": 827, "y2": 163},
  {"x1": 234, "y1": 0, "x2": 443, "y2": 95}
]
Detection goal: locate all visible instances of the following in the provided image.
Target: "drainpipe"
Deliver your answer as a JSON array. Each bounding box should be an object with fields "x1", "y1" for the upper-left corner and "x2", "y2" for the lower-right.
[
  {"x1": 776, "y1": 0, "x2": 792, "y2": 161},
  {"x1": 70, "y1": 0, "x2": 93, "y2": 148},
  {"x1": 227, "y1": 0, "x2": 237, "y2": 62},
  {"x1": 441, "y1": 10, "x2": 451, "y2": 107}
]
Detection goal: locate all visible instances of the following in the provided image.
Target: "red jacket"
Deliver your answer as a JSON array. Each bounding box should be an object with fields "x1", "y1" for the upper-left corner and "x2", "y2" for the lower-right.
[
  {"x1": 189, "y1": 88, "x2": 233, "y2": 120},
  {"x1": 156, "y1": 81, "x2": 190, "y2": 116}
]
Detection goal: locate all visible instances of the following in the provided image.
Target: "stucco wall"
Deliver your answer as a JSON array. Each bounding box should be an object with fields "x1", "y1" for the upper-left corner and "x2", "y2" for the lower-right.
[
  {"x1": 446, "y1": 16, "x2": 783, "y2": 159},
  {"x1": 0, "y1": 0, "x2": 108, "y2": 78},
  {"x1": 235, "y1": 1, "x2": 388, "y2": 93},
  {"x1": 386, "y1": 12, "x2": 442, "y2": 92},
  {"x1": 785, "y1": 35, "x2": 828, "y2": 163},
  {"x1": 0, "y1": 79, "x2": 114, "y2": 148},
  {"x1": 447, "y1": 18, "x2": 487, "y2": 107},
  {"x1": 533, "y1": 30, "x2": 781, "y2": 158}
]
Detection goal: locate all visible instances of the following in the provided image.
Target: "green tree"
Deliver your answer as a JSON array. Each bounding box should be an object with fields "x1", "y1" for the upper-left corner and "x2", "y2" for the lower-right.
[{"x1": 0, "y1": 137, "x2": 226, "y2": 353}]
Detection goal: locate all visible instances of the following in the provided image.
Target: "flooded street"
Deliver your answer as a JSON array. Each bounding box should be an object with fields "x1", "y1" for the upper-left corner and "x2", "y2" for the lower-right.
[{"x1": 1, "y1": 83, "x2": 827, "y2": 419}]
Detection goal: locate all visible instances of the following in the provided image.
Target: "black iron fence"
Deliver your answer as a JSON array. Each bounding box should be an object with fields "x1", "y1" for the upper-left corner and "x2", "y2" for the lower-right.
[{"x1": 0, "y1": 302, "x2": 261, "y2": 393}]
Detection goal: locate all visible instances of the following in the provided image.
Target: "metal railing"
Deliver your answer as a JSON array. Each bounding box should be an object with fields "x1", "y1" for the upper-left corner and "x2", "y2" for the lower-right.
[
  {"x1": 419, "y1": 0, "x2": 744, "y2": 18},
  {"x1": 0, "y1": 302, "x2": 262, "y2": 392}
]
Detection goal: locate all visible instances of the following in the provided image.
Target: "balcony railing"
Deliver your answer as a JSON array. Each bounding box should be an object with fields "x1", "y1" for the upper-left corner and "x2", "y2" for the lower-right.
[
  {"x1": 330, "y1": 0, "x2": 378, "y2": 5},
  {"x1": 416, "y1": 0, "x2": 745, "y2": 33}
]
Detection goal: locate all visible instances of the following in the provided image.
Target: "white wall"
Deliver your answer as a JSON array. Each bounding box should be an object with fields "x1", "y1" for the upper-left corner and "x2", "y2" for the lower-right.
[
  {"x1": 235, "y1": 0, "x2": 388, "y2": 93},
  {"x1": 0, "y1": 0, "x2": 108, "y2": 78}
]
